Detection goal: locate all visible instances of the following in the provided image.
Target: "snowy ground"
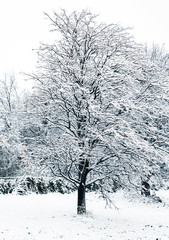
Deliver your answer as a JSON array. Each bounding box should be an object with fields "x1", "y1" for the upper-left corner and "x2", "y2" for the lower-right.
[{"x1": 0, "y1": 190, "x2": 169, "y2": 240}]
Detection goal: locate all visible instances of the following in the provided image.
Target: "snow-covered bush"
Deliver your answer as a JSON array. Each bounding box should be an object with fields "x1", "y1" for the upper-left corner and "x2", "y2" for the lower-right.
[
  {"x1": 0, "y1": 177, "x2": 75, "y2": 195},
  {"x1": 0, "y1": 180, "x2": 15, "y2": 194}
]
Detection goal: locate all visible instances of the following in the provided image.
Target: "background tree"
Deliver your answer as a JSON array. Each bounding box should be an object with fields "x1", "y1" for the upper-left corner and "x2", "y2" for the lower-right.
[
  {"x1": 0, "y1": 75, "x2": 26, "y2": 177},
  {"x1": 142, "y1": 44, "x2": 169, "y2": 188},
  {"x1": 29, "y1": 10, "x2": 169, "y2": 214}
]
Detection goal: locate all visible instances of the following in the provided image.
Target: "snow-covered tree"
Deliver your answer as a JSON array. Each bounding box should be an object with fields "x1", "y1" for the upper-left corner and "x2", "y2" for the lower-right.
[
  {"x1": 29, "y1": 10, "x2": 169, "y2": 213},
  {"x1": 142, "y1": 44, "x2": 169, "y2": 186},
  {"x1": 0, "y1": 75, "x2": 26, "y2": 177}
]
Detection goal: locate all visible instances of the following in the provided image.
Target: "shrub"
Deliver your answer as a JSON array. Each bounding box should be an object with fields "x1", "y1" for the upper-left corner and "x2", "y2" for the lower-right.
[{"x1": 0, "y1": 177, "x2": 75, "y2": 195}]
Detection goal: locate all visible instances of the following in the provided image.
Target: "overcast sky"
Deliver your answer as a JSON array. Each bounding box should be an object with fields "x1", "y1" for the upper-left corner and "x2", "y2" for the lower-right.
[{"x1": 0, "y1": 0, "x2": 169, "y2": 86}]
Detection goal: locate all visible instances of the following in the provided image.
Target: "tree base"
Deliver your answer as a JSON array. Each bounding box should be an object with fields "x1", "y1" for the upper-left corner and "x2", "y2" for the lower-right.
[
  {"x1": 77, "y1": 184, "x2": 86, "y2": 214},
  {"x1": 77, "y1": 206, "x2": 86, "y2": 214}
]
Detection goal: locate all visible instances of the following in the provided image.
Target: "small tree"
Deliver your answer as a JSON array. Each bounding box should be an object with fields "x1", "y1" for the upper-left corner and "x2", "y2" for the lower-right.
[{"x1": 29, "y1": 10, "x2": 169, "y2": 213}]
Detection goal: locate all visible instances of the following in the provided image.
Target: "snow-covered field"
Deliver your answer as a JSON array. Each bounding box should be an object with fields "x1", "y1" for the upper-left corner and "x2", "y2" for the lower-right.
[{"x1": 0, "y1": 190, "x2": 169, "y2": 240}]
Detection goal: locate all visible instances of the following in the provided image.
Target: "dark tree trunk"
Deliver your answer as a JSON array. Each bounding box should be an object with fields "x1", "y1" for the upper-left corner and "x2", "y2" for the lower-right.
[
  {"x1": 77, "y1": 160, "x2": 89, "y2": 214},
  {"x1": 76, "y1": 112, "x2": 89, "y2": 214},
  {"x1": 77, "y1": 183, "x2": 86, "y2": 214}
]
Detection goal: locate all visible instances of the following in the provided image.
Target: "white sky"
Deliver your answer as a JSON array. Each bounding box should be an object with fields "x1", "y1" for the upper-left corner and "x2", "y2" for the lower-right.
[{"x1": 0, "y1": 0, "x2": 169, "y2": 86}]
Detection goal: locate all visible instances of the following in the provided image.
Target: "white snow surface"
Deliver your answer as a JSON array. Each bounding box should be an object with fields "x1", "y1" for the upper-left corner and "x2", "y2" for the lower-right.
[{"x1": 0, "y1": 190, "x2": 169, "y2": 240}]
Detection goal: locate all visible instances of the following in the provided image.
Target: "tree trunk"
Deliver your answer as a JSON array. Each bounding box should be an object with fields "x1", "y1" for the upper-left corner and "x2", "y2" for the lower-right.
[{"x1": 77, "y1": 183, "x2": 86, "y2": 214}]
